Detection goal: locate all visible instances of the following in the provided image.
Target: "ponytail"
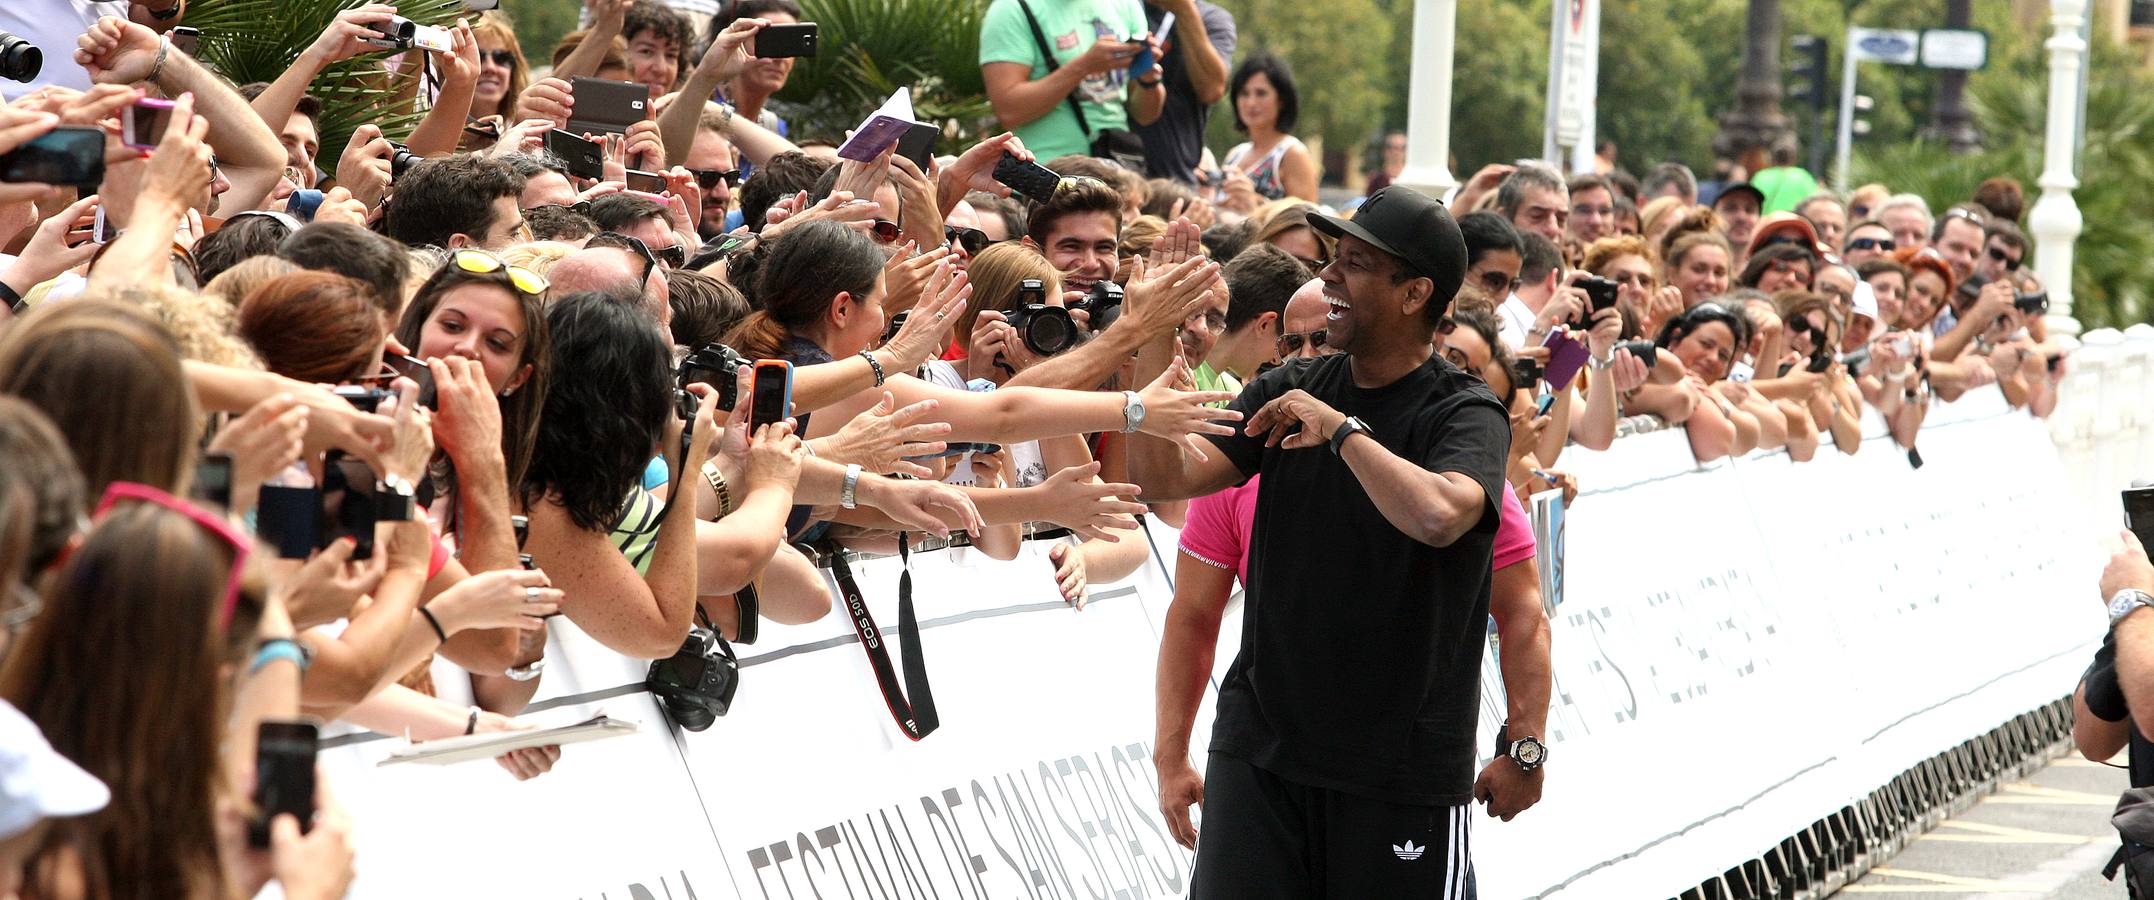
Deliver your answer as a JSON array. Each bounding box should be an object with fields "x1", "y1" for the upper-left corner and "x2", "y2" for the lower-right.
[{"x1": 723, "y1": 309, "x2": 792, "y2": 362}]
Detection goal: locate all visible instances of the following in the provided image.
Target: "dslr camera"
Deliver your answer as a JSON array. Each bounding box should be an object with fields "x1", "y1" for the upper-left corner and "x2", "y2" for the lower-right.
[
  {"x1": 1067, "y1": 280, "x2": 1124, "y2": 332},
  {"x1": 0, "y1": 32, "x2": 41, "y2": 83},
  {"x1": 1006, "y1": 278, "x2": 1079, "y2": 355},
  {"x1": 387, "y1": 143, "x2": 422, "y2": 179},
  {"x1": 646, "y1": 626, "x2": 739, "y2": 731},
  {"x1": 366, "y1": 17, "x2": 454, "y2": 53},
  {"x1": 676, "y1": 342, "x2": 747, "y2": 419}
]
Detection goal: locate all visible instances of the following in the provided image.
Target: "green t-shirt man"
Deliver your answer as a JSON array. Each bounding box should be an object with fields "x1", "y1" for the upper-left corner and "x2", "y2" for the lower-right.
[
  {"x1": 1192, "y1": 361, "x2": 1241, "y2": 408},
  {"x1": 979, "y1": 0, "x2": 1149, "y2": 160},
  {"x1": 1751, "y1": 165, "x2": 1820, "y2": 215}
]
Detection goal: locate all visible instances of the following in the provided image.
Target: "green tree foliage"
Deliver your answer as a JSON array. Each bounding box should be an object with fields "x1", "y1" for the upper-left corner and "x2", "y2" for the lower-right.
[
  {"x1": 181, "y1": 0, "x2": 466, "y2": 158},
  {"x1": 507, "y1": 0, "x2": 588, "y2": 66},
  {"x1": 774, "y1": 0, "x2": 995, "y2": 150},
  {"x1": 1205, "y1": 0, "x2": 1395, "y2": 155}
]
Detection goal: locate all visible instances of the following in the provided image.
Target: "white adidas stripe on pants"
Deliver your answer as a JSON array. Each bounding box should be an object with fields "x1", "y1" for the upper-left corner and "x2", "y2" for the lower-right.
[{"x1": 1443, "y1": 804, "x2": 1473, "y2": 900}]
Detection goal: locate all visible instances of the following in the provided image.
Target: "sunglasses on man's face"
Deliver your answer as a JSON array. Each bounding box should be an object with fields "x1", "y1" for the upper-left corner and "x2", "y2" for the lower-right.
[
  {"x1": 1478, "y1": 271, "x2": 1523, "y2": 294},
  {"x1": 870, "y1": 219, "x2": 902, "y2": 245},
  {"x1": 1276, "y1": 329, "x2": 1327, "y2": 354},
  {"x1": 588, "y1": 231, "x2": 661, "y2": 286},
  {"x1": 945, "y1": 225, "x2": 990, "y2": 256},
  {"x1": 686, "y1": 168, "x2": 742, "y2": 191},
  {"x1": 1987, "y1": 246, "x2": 2022, "y2": 271},
  {"x1": 1846, "y1": 237, "x2": 1895, "y2": 253}
]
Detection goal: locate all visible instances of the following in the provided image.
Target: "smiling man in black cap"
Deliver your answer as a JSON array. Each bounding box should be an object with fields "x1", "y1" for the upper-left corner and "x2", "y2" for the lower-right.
[{"x1": 1133, "y1": 184, "x2": 1519, "y2": 897}]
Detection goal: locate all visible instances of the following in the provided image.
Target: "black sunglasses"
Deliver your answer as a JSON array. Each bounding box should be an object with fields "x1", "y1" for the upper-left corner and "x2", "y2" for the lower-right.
[
  {"x1": 944, "y1": 225, "x2": 989, "y2": 256},
  {"x1": 1276, "y1": 329, "x2": 1327, "y2": 354},
  {"x1": 1479, "y1": 271, "x2": 1523, "y2": 294},
  {"x1": 870, "y1": 219, "x2": 901, "y2": 245},
  {"x1": 589, "y1": 231, "x2": 660, "y2": 286},
  {"x1": 686, "y1": 167, "x2": 742, "y2": 190},
  {"x1": 1987, "y1": 246, "x2": 2022, "y2": 271},
  {"x1": 482, "y1": 48, "x2": 517, "y2": 68},
  {"x1": 1846, "y1": 237, "x2": 1895, "y2": 253}
]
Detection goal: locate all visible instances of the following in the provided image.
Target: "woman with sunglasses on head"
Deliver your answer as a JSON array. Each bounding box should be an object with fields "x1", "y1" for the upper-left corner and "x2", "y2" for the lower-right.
[
  {"x1": 1, "y1": 484, "x2": 356, "y2": 900},
  {"x1": 1635, "y1": 301, "x2": 1751, "y2": 462},
  {"x1": 1736, "y1": 242, "x2": 1816, "y2": 294}
]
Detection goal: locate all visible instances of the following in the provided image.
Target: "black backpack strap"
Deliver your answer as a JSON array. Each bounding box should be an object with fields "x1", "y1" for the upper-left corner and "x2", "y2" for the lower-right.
[{"x1": 1014, "y1": 0, "x2": 1095, "y2": 138}]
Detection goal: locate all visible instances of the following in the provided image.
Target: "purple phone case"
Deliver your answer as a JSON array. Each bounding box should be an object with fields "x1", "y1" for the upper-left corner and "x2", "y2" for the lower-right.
[
  {"x1": 837, "y1": 116, "x2": 914, "y2": 163},
  {"x1": 1542, "y1": 331, "x2": 1592, "y2": 389}
]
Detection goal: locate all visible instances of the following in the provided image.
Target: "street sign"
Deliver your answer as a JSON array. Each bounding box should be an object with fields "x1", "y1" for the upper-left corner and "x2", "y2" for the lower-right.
[
  {"x1": 1849, "y1": 27, "x2": 1920, "y2": 65},
  {"x1": 1921, "y1": 28, "x2": 1989, "y2": 70}
]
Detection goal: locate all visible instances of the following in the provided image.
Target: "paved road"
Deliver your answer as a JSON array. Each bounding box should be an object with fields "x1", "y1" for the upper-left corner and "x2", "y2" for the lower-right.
[{"x1": 1840, "y1": 754, "x2": 2128, "y2": 898}]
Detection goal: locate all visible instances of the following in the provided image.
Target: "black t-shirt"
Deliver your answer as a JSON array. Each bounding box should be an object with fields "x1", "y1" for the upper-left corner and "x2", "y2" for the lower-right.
[
  {"x1": 1132, "y1": 1, "x2": 1237, "y2": 183},
  {"x1": 2083, "y1": 632, "x2": 2154, "y2": 788},
  {"x1": 1203, "y1": 352, "x2": 1511, "y2": 804}
]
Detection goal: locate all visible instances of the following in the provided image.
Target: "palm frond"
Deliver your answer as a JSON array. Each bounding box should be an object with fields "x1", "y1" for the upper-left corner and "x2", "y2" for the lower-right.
[{"x1": 182, "y1": 0, "x2": 464, "y2": 154}]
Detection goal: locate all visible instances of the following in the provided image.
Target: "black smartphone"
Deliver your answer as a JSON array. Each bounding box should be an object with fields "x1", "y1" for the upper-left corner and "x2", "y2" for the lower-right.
[
  {"x1": 319, "y1": 451, "x2": 378, "y2": 560},
  {"x1": 2126, "y1": 485, "x2": 2154, "y2": 553},
  {"x1": 192, "y1": 452, "x2": 233, "y2": 512},
  {"x1": 122, "y1": 98, "x2": 175, "y2": 150},
  {"x1": 2015, "y1": 291, "x2": 2050, "y2": 317},
  {"x1": 565, "y1": 76, "x2": 649, "y2": 136},
  {"x1": 992, "y1": 153, "x2": 1061, "y2": 205},
  {"x1": 623, "y1": 168, "x2": 667, "y2": 193},
  {"x1": 248, "y1": 720, "x2": 318, "y2": 849},
  {"x1": 543, "y1": 129, "x2": 605, "y2": 180},
  {"x1": 382, "y1": 354, "x2": 438, "y2": 411},
  {"x1": 895, "y1": 122, "x2": 939, "y2": 171},
  {"x1": 754, "y1": 22, "x2": 818, "y2": 58},
  {"x1": 749, "y1": 359, "x2": 793, "y2": 432},
  {"x1": 0, "y1": 127, "x2": 106, "y2": 188},
  {"x1": 169, "y1": 26, "x2": 200, "y2": 56},
  {"x1": 255, "y1": 485, "x2": 318, "y2": 559},
  {"x1": 1513, "y1": 358, "x2": 1543, "y2": 390}
]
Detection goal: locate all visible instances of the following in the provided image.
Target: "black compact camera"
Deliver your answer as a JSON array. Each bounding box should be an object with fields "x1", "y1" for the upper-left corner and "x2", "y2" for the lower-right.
[
  {"x1": 1512, "y1": 357, "x2": 1543, "y2": 390},
  {"x1": 677, "y1": 342, "x2": 748, "y2": 419},
  {"x1": 1576, "y1": 275, "x2": 1618, "y2": 323},
  {"x1": 2015, "y1": 290, "x2": 2050, "y2": 317},
  {"x1": 1614, "y1": 339, "x2": 1656, "y2": 367},
  {"x1": 388, "y1": 142, "x2": 421, "y2": 179},
  {"x1": 1068, "y1": 280, "x2": 1124, "y2": 331},
  {"x1": 0, "y1": 32, "x2": 42, "y2": 83},
  {"x1": 646, "y1": 626, "x2": 738, "y2": 732}
]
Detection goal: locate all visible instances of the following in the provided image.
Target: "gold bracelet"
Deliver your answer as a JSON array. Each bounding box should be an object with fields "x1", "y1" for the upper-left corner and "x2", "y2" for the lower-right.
[{"x1": 700, "y1": 460, "x2": 733, "y2": 520}]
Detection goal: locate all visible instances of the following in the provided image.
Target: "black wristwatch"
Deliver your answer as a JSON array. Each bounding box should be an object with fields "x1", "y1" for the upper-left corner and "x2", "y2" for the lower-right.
[{"x1": 1329, "y1": 416, "x2": 1371, "y2": 457}]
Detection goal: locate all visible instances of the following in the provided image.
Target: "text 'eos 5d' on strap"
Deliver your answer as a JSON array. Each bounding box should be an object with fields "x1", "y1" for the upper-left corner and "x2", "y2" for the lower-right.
[{"x1": 823, "y1": 535, "x2": 939, "y2": 741}]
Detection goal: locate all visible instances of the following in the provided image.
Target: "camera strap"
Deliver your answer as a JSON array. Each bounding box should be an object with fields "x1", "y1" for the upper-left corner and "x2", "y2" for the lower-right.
[{"x1": 824, "y1": 535, "x2": 939, "y2": 741}]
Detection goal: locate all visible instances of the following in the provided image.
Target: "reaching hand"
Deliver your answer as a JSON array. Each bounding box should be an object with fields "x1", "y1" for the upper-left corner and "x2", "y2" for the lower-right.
[
  {"x1": 470, "y1": 711, "x2": 562, "y2": 780},
  {"x1": 302, "y1": 4, "x2": 400, "y2": 67},
  {"x1": 1120, "y1": 256, "x2": 1221, "y2": 340},
  {"x1": 514, "y1": 77, "x2": 575, "y2": 128},
  {"x1": 699, "y1": 16, "x2": 767, "y2": 83},
  {"x1": 1135, "y1": 356, "x2": 1242, "y2": 460},
  {"x1": 486, "y1": 118, "x2": 555, "y2": 157},
  {"x1": 438, "y1": 18, "x2": 483, "y2": 86},
  {"x1": 1033, "y1": 462, "x2": 1145, "y2": 542},
  {"x1": 822, "y1": 392, "x2": 950, "y2": 478},
  {"x1": 880, "y1": 243, "x2": 951, "y2": 315},
  {"x1": 860, "y1": 476, "x2": 984, "y2": 540},
  {"x1": 207, "y1": 392, "x2": 308, "y2": 515},
  {"x1": 742, "y1": 420, "x2": 806, "y2": 494},
  {"x1": 1243, "y1": 387, "x2": 1345, "y2": 451},
  {"x1": 2103, "y1": 529, "x2": 2154, "y2": 603},
  {"x1": 1047, "y1": 541, "x2": 1089, "y2": 609},
  {"x1": 267, "y1": 775, "x2": 356, "y2": 900},
  {"x1": 432, "y1": 567, "x2": 559, "y2": 633},
  {"x1": 940, "y1": 132, "x2": 1033, "y2": 200},
  {"x1": 1145, "y1": 217, "x2": 1203, "y2": 271},
  {"x1": 880, "y1": 258, "x2": 969, "y2": 370},
  {"x1": 274, "y1": 537, "x2": 385, "y2": 629},
  {"x1": 73, "y1": 17, "x2": 162, "y2": 86},
  {"x1": 334, "y1": 124, "x2": 396, "y2": 208},
  {"x1": 141, "y1": 91, "x2": 209, "y2": 210}
]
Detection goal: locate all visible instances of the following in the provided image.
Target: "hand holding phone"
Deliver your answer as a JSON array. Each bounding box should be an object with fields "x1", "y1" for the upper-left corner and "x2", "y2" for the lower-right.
[
  {"x1": 248, "y1": 721, "x2": 319, "y2": 849},
  {"x1": 754, "y1": 22, "x2": 818, "y2": 58},
  {"x1": 749, "y1": 359, "x2": 793, "y2": 431},
  {"x1": 992, "y1": 153, "x2": 1062, "y2": 204}
]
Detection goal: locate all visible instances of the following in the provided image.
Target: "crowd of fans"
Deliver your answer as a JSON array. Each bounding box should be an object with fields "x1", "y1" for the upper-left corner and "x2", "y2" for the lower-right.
[{"x1": 0, "y1": 0, "x2": 2074, "y2": 895}]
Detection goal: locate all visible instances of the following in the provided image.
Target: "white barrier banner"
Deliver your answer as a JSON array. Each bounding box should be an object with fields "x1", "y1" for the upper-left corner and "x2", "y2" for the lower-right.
[{"x1": 316, "y1": 392, "x2": 2100, "y2": 900}]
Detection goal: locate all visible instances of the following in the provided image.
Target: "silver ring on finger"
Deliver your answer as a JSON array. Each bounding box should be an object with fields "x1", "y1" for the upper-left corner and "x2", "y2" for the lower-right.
[{"x1": 525, "y1": 586, "x2": 543, "y2": 603}]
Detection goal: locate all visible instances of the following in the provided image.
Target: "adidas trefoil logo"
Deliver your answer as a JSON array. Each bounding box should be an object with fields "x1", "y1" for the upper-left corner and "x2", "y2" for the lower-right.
[{"x1": 1392, "y1": 840, "x2": 1425, "y2": 861}]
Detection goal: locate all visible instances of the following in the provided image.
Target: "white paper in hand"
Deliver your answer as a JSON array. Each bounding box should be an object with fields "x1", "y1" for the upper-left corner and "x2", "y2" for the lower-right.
[
  {"x1": 837, "y1": 88, "x2": 919, "y2": 163},
  {"x1": 377, "y1": 713, "x2": 636, "y2": 766}
]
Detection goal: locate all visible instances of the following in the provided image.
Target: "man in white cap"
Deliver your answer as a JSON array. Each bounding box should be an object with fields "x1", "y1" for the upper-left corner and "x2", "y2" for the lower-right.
[{"x1": 0, "y1": 698, "x2": 108, "y2": 896}]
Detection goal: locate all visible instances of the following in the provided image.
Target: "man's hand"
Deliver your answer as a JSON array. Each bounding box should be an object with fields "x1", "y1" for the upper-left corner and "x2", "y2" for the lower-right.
[
  {"x1": 1119, "y1": 254, "x2": 1218, "y2": 339},
  {"x1": 1070, "y1": 37, "x2": 1143, "y2": 78},
  {"x1": 1472, "y1": 757, "x2": 1544, "y2": 821},
  {"x1": 939, "y1": 132, "x2": 1032, "y2": 201},
  {"x1": 1450, "y1": 163, "x2": 1515, "y2": 214},
  {"x1": 1156, "y1": 754, "x2": 1204, "y2": 849},
  {"x1": 334, "y1": 124, "x2": 395, "y2": 208},
  {"x1": 1244, "y1": 388, "x2": 1346, "y2": 450},
  {"x1": 2103, "y1": 529, "x2": 2154, "y2": 604},
  {"x1": 74, "y1": 17, "x2": 162, "y2": 86},
  {"x1": 514, "y1": 77, "x2": 575, "y2": 128},
  {"x1": 697, "y1": 16, "x2": 766, "y2": 83},
  {"x1": 301, "y1": 4, "x2": 400, "y2": 68}
]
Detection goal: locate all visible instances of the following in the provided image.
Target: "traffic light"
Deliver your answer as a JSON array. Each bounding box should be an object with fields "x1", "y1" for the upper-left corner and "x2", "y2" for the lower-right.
[
  {"x1": 1788, "y1": 34, "x2": 1830, "y2": 117},
  {"x1": 1851, "y1": 94, "x2": 1875, "y2": 137}
]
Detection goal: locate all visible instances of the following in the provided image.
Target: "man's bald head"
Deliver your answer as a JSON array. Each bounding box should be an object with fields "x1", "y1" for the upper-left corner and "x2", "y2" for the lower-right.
[
  {"x1": 1280, "y1": 278, "x2": 1330, "y2": 359},
  {"x1": 550, "y1": 247, "x2": 671, "y2": 326}
]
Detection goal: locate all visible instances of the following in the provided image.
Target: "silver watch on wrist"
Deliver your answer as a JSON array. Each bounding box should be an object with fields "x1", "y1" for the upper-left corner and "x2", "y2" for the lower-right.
[
  {"x1": 1120, "y1": 390, "x2": 1146, "y2": 434},
  {"x1": 2111, "y1": 589, "x2": 2154, "y2": 627},
  {"x1": 1586, "y1": 352, "x2": 1614, "y2": 371},
  {"x1": 840, "y1": 463, "x2": 863, "y2": 509},
  {"x1": 504, "y1": 659, "x2": 546, "y2": 681}
]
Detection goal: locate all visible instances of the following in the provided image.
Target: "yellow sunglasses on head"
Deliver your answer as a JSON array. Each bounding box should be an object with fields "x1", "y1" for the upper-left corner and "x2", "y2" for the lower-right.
[{"x1": 451, "y1": 249, "x2": 548, "y2": 296}]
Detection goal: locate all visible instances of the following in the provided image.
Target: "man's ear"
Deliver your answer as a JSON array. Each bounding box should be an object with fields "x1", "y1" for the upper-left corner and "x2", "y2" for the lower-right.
[
  {"x1": 1398, "y1": 277, "x2": 1433, "y2": 321},
  {"x1": 1020, "y1": 236, "x2": 1040, "y2": 252},
  {"x1": 446, "y1": 233, "x2": 473, "y2": 250},
  {"x1": 1254, "y1": 310, "x2": 1280, "y2": 337}
]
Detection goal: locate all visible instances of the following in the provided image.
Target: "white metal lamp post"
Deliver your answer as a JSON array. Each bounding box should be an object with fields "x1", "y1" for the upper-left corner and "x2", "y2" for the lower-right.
[{"x1": 1394, "y1": 0, "x2": 1458, "y2": 199}]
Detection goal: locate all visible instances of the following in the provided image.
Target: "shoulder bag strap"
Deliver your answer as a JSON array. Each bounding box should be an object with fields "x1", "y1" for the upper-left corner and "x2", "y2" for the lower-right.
[{"x1": 1015, "y1": 0, "x2": 1096, "y2": 138}]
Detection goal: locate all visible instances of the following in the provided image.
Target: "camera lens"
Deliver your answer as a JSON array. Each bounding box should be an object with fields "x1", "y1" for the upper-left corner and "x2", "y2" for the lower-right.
[
  {"x1": 0, "y1": 32, "x2": 42, "y2": 83},
  {"x1": 1017, "y1": 306, "x2": 1077, "y2": 356},
  {"x1": 388, "y1": 144, "x2": 420, "y2": 178}
]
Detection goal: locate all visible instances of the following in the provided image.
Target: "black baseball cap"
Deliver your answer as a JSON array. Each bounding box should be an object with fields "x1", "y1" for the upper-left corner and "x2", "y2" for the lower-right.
[{"x1": 1309, "y1": 186, "x2": 1467, "y2": 304}]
